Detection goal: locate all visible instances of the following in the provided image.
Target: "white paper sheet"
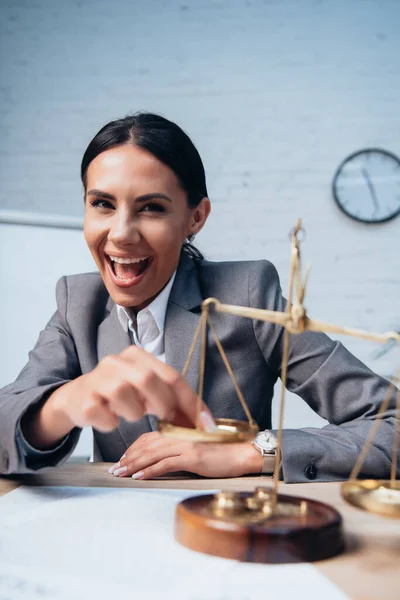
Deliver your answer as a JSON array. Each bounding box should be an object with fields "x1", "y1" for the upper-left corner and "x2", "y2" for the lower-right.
[
  {"x1": 0, "y1": 486, "x2": 348, "y2": 600},
  {"x1": 0, "y1": 562, "x2": 134, "y2": 599}
]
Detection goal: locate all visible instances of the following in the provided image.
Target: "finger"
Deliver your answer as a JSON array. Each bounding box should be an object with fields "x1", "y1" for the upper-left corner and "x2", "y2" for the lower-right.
[
  {"x1": 122, "y1": 431, "x2": 171, "y2": 459},
  {"x1": 127, "y1": 366, "x2": 181, "y2": 422},
  {"x1": 97, "y1": 378, "x2": 145, "y2": 422},
  {"x1": 121, "y1": 446, "x2": 183, "y2": 477},
  {"x1": 120, "y1": 433, "x2": 168, "y2": 466},
  {"x1": 97, "y1": 353, "x2": 186, "y2": 423},
  {"x1": 132, "y1": 456, "x2": 189, "y2": 480},
  {"x1": 118, "y1": 433, "x2": 184, "y2": 472},
  {"x1": 119, "y1": 347, "x2": 211, "y2": 425},
  {"x1": 199, "y1": 410, "x2": 219, "y2": 432},
  {"x1": 94, "y1": 354, "x2": 166, "y2": 421},
  {"x1": 109, "y1": 432, "x2": 177, "y2": 475},
  {"x1": 123, "y1": 431, "x2": 164, "y2": 455},
  {"x1": 82, "y1": 397, "x2": 120, "y2": 433}
]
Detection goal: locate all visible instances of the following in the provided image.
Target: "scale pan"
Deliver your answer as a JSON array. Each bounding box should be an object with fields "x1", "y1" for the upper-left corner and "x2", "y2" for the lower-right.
[
  {"x1": 341, "y1": 480, "x2": 400, "y2": 518},
  {"x1": 158, "y1": 418, "x2": 259, "y2": 443}
]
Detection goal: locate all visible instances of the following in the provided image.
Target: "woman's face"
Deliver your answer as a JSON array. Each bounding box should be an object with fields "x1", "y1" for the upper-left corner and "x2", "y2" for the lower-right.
[{"x1": 84, "y1": 144, "x2": 210, "y2": 310}]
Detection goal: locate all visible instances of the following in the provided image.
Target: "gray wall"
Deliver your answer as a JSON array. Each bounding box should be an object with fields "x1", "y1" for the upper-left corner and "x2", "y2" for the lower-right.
[{"x1": 1, "y1": 0, "x2": 400, "y2": 220}]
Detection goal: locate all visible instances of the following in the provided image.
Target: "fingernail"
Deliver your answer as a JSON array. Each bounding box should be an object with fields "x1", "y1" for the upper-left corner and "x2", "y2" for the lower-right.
[
  {"x1": 108, "y1": 462, "x2": 120, "y2": 474},
  {"x1": 113, "y1": 466, "x2": 127, "y2": 477},
  {"x1": 200, "y1": 411, "x2": 218, "y2": 433},
  {"x1": 131, "y1": 471, "x2": 145, "y2": 480},
  {"x1": 120, "y1": 454, "x2": 126, "y2": 460}
]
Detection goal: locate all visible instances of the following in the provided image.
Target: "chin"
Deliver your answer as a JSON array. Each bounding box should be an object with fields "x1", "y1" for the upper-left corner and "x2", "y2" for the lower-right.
[{"x1": 108, "y1": 290, "x2": 146, "y2": 308}]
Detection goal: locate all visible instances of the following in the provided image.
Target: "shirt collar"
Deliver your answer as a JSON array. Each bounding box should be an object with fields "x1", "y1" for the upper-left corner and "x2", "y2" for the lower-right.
[{"x1": 116, "y1": 271, "x2": 176, "y2": 335}]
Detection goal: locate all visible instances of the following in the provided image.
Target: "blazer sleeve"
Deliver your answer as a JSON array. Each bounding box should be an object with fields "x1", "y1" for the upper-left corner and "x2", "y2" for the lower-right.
[
  {"x1": 249, "y1": 260, "x2": 399, "y2": 483},
  {"x1": 0, "y1": 277, "x2": 82, "y2": 475}
]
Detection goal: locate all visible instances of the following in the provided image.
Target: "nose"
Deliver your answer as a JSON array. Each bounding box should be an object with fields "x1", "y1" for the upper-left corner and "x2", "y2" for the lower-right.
[{"x1": 108, "y1": 210, "x2": 141, "y2": 246}]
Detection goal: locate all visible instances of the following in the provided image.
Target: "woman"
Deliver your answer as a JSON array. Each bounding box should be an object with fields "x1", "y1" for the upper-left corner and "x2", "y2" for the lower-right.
[{"x1": 0, "y1": 113, "x2": 397, "y2": 482}]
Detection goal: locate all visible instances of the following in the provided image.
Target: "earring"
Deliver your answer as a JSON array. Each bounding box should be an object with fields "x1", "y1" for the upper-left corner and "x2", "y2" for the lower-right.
[{"x1": 187, "y1": 233, "x2": 196, "y2": 243}]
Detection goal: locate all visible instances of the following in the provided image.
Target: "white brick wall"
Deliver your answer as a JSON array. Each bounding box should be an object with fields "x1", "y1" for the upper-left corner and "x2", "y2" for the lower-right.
[{"x1": 1, "y1": 0, "x2": 399, "y2": 447}]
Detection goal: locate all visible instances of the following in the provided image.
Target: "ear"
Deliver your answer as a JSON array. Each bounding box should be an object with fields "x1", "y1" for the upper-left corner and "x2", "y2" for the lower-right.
[{"x1": 187, "y1": 197, "x2": 211, "y2": 237}]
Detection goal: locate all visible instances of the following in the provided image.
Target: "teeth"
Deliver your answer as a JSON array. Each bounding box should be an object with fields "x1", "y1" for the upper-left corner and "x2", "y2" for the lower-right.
[{"x1": 109, "y1": 255, "x2": 149, "y2": 265}]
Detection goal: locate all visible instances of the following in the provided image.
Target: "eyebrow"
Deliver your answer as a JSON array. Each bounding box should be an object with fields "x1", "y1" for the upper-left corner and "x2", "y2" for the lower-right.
[{"x1": 86, "y1": 190, "x2": 172, "y2": 203}]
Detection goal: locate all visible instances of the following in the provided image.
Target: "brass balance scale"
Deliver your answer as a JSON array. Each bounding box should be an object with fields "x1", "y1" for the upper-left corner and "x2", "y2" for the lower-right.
[{"x1": 159, "y1": 220, "x2": 400, "y2": 563}]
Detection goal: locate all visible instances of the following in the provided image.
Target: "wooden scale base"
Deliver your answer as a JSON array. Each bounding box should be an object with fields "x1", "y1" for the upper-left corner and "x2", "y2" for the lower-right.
[{"x1": 175, "y1": 488, "x2": 344, "y2": 563}]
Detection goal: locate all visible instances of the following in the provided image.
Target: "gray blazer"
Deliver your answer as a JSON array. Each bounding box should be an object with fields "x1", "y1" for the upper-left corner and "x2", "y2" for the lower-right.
[{"x1": 0, "y1": 253, "x2": 397, "y2": 482}]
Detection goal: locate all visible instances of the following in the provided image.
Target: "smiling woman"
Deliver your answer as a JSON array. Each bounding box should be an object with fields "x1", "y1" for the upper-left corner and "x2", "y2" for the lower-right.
[{"x1": 0, "y1": 113, "x2": 398, "y2": 483}]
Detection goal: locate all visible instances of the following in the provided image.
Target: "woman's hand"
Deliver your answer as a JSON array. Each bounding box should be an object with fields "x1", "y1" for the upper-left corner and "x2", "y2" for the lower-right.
[
  {"x1": 54, "y1": 346, "x2": 208, "y2": 431},
  {"x1": 28, "y1": 346, "x2": 211, "y2": 450},
  {"x1": 108, "y1": 431, "x2": 263, "y2": 479}
]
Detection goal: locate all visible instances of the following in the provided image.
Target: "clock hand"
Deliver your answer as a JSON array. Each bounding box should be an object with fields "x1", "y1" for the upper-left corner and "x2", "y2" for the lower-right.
[{"x1": 361, "y1": 167, "x2": 380, "y2": 214}]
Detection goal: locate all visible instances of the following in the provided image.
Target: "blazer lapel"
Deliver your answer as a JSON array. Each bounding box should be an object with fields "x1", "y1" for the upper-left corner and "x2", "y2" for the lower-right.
[
  {"x1": 97, "y1": 301, "x2": 132, "y2": 361},
  {"x1": 165, "y1": 254, "x2": 203, "y2": 394}
]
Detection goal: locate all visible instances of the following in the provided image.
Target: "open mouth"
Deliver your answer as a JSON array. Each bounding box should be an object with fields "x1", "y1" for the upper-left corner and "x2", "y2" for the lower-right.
[{"x1": 106, "y1": 254, "x2": 153, "y2": 286}]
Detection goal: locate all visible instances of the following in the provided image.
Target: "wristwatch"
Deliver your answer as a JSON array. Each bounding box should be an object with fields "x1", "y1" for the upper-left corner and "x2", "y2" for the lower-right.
[{"x1": 252, "y1": 430, "x2": 277, "y2": 474}]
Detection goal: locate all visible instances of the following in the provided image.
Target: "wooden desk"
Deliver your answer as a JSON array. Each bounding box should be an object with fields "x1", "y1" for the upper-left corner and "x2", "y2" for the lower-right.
[{"x1": 1, "y1": 463, "x2": 399, "y2": 600}]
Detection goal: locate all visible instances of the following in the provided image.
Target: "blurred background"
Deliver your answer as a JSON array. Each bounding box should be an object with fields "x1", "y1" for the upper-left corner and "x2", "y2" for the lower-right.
[{"x1": 1, "y1": 0, "x2": 399, "y2": 458}]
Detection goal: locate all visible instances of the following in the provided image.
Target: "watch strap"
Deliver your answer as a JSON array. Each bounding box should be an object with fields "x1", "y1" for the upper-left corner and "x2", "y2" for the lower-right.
[{"x1": 260, "y1": 451, "x2": 276, "y2": 474}]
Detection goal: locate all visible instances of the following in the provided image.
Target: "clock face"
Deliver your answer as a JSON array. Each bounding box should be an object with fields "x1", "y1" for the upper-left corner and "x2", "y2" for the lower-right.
[{"x1": 332, "y1": 148, "x2": 400, "y2": 223}]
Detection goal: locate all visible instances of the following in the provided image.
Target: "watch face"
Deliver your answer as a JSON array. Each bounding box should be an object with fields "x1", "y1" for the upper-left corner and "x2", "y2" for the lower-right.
[
  {"x1": 332, "y1": 148, "x2": 400, "y2": 224},
  {"x1": 254, "y1": 431, "x2": 277, "y2": 453}
]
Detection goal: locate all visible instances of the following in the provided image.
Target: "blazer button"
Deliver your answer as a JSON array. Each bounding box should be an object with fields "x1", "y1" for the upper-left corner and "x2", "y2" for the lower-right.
[{"x1": 304, "y1": 462, "x2": 318, "y2": 480}]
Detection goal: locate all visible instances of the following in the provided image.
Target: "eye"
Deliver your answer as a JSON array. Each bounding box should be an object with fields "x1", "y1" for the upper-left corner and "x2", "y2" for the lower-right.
[
  {"x1": 89, "y1": 198, "x2": 115, "y2": 210},
  {"x1": 140, "y1": 203, "x2": 166, "y2": 213}
]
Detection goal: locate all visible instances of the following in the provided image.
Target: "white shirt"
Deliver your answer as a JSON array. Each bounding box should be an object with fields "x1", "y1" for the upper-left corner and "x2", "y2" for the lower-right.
[{"x1": 116, "y1": 272, "x2": 176, "y2": 363}]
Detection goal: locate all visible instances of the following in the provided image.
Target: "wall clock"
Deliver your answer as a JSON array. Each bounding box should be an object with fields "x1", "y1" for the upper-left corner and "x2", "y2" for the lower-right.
[{"x1": 332, "y1": 148, "x2": 400, "y2": 223}]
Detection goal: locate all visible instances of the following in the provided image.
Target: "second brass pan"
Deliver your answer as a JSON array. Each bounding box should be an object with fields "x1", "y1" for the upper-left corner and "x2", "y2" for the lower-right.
[
  {"x1": 342, "y1": 480, "x2": 400, "y2": 518},
  {"x1": 158, "y1": 418, "x2": 259, "y2": 443}
]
